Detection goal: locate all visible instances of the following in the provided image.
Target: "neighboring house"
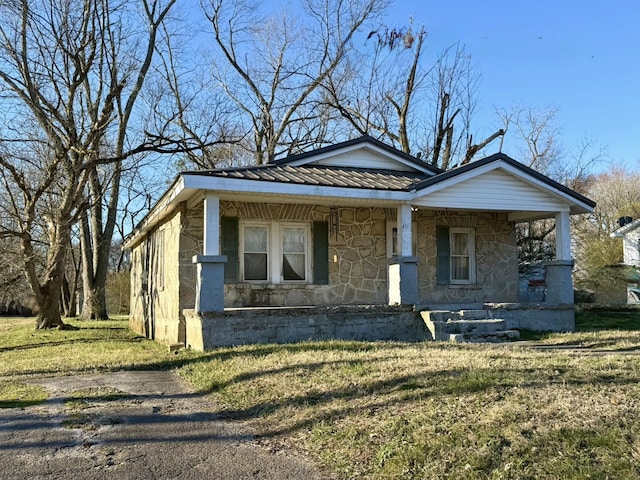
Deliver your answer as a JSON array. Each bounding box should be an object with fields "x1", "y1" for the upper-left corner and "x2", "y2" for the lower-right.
[
  {"x1": 124, "y1": 136, "x2": 595, "y2": 350},
  {"x1": 611, "y1": 218, "x2": 640, "y2": 302}
]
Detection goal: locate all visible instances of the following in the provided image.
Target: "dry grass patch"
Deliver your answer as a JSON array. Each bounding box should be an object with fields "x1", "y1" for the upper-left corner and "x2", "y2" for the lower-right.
[{"x1": 179, "y1": 341, "x2": 640, "y2": 479}]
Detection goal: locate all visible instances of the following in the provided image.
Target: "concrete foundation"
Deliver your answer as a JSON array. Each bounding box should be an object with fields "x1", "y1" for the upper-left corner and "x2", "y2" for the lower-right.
[
  {"x1": 184, "y1": 305, "x2": 426, "y2": 351},
  {"x1": 183, "y1": 302, "x2": 574, "y2": 351}
]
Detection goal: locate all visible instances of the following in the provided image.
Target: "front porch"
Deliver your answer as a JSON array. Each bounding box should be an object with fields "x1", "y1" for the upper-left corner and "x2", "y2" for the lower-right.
[{"x1": 183, "y1": 302, "x2": 575, "y2": 350}]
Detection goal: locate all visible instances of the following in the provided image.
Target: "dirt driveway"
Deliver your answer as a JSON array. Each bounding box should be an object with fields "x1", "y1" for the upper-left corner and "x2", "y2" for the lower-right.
[{"x1": 0, "y1": 371, "x2": 329, "y2": 480}]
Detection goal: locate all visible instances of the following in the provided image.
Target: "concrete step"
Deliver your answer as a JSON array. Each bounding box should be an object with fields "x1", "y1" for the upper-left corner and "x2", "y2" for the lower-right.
[
  {"x1": 440, "y1": 318, "x2": 506, "y2": 334},
  {"x1": 449, "y1": 329, "x2": 520, "y2": 343},
  {"x1": 421, "y1": 309, "x2": 519, "y2": 343},
  {"x1": 422, "y1": 309, "x2": 494, "y2": 322}
]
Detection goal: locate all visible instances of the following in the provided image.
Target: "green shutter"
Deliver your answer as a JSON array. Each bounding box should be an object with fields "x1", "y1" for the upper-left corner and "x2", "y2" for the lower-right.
[
  {"x1": 313, "y1": 221, "x2": 329, "y2": 285},
  {"x1": 221, "y1": 217, "x2": 239, "y2": 283},
  {"x1": 436, "y1": 226, "x2": 450, "y2": 285}
]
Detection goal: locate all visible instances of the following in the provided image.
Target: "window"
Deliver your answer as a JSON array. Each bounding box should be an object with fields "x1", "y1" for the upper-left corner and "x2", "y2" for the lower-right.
[
  {"x1": 240, "y1": 222, "x2": 310, "y2": 283},
  {"x1": 242, "y1": 224, "x2": 269, "y2": 281},
  {"x1": 282, "y1": 226, "x2": 307, "y2": 281},
  {"x1": 449, "y1": 228, "x2": 475, "y2": 284}
]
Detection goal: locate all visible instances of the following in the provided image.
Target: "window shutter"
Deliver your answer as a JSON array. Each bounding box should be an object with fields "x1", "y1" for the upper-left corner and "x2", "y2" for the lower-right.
[
  {"x1": 221, "y1": 217, "x2": 239, "y2": 283},
  {"x1": 313, "y1": 221, "x2": 329, "y2": 285},
  {"x1": 436, "y1": 226, "x2": 450, "y2": 285}
]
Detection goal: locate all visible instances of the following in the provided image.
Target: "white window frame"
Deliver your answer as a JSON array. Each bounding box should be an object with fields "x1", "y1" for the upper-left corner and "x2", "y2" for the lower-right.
[
  {"x1": 239, "y1": 221, "x2": 311, "y2": 284},
  {"x1": 279, "y1": 222, "x2": 311, "y2": 283},
  {"x1": 240, "y1": 222, "x2": 270, "y2": 282},
  {"x1": 386, "y1": 221, "x2": 417, "y2": 258},
  {"x1": 449, "y1": 227, "x2": 476, "y2": 284}
]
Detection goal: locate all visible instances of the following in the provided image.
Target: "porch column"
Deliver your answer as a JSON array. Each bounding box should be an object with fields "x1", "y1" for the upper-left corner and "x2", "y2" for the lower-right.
[
  {"x1": 544, "y1": 210, "x2": 574, "y2": 304},
  {"x1": 204, "y1": 192, "x2": 220, "y2": 256},
  {"x1": 555, "y1": 210, "x2": 571, "y2": 261},
  {"x1": 388, "y1": 205, "x2": 418, "y2": 305},
  {"x1": 192, "y1": 192, "x2": 227, "y2": 312},
  {"x1": 399, "y1": 204, "x2": 412, "y2": 256}
]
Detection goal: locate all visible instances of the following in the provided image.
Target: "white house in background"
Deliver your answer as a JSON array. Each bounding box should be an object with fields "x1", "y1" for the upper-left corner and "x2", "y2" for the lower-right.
[
  {"x1": 611, "y1": 217, "x2": 640, "y2": 302},
  {"x1": 124, "y1": 136, "x2": 596, "y2": 350}
]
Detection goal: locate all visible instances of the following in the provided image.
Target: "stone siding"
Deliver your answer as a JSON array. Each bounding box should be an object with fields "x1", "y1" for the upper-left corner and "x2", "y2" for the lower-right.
[
  {"x1": 129, "y1": 209, "x2": 184, "y2": 345},
  {"x1": 415, "y1": 211, "x2": 518, "y2": 304},
  {"x1": 176, "y1": 202, "x2": 519, "y2": 308},
  {"x1": 130, "y1": 200, "x2": 521, "y2": 345},
  {"x1": 218, "y1": 202, "x2": 390, "y2": 307},
  {"x1": 179, "y1": 203, "x2": 202, "y2": 312}
]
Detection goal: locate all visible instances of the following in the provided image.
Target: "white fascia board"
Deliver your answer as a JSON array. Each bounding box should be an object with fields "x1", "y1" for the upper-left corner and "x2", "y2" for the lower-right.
[
  {"x1": 413, "y1": 160, "x2": 594, "y2": 213},
  {"x1": 182, "y1": 174, "x2": 410, "y2": 202},
  {"x1": 285, "y1": 143, "x2": 435, "y2": 175}
]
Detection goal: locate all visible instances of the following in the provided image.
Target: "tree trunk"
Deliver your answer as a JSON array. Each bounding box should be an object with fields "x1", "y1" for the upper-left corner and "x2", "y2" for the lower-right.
[
  {"x1": 81, "y1": 285, "x2": 109, "y2": 320},
  {"x1": 79, "y1": 207, "x2": 109, "y2": 320},
  {"x1": 35, "y1": 282, "x2": 65, "y2": 329}
]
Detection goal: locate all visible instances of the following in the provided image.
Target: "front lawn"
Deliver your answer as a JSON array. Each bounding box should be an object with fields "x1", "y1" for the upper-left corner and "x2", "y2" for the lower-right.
[{"x1": 2, "y1": 309, "x2": 640, "y2": 479}]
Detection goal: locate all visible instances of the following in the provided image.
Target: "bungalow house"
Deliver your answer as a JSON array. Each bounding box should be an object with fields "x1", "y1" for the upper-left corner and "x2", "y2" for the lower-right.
[
  {"x1": 124, "y1": 136, "x2": 595, "y2": 350},
  {"x1": 610, "y1": 217, "x2": 640, "y2": 302}
]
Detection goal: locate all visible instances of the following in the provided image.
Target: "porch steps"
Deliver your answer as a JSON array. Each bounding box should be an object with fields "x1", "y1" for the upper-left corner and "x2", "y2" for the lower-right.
[{"x1": 420, "y1": 309, "x2": 520, "y2": 343}]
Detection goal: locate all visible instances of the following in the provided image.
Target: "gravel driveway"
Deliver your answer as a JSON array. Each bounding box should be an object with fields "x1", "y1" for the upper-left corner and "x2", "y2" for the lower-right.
[{"x1": 0, "y1": 371, "x2": 329, "y2": 479}]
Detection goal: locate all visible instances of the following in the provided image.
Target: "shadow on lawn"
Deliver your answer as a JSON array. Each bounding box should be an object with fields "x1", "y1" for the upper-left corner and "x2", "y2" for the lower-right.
[{"x1": 207, "y1": 359, "x2": 640, "y2": 439}]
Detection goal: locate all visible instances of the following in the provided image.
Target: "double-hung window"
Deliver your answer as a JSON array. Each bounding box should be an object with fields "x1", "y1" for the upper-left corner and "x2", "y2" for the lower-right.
[
  {"x1": 282, "y1": 225, "x2": 307, "y2": 281},
  {"x1": 449, "y1": 227, "x2": 475, "y2": 284},
  {"x1": 240, "y1": 222, "x2": 309, "y2": 283},
  {"x1": 242, "y1": 224, "x2": 269, "y2": 281}
]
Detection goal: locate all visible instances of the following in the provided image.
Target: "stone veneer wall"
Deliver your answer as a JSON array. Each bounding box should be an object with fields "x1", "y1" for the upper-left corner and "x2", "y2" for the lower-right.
[
  {"x1": 129, "y1": 242, "x2": 145, "y2": 335},
  {"x1": 179, "y1": 203, "x2": 202, "y2": 313},
  {"x1": 415, "y1": 211, "x2": 518, "y2": 304},
  {"x1": 129, "y1": 209, "x2": 184, "y2": 345},
  {"x1": 218, "y1": 201, "x2": 389, "y2": 307},
  {"x1": 177, "y1": 202, "x2": 519, "y2": 308}
]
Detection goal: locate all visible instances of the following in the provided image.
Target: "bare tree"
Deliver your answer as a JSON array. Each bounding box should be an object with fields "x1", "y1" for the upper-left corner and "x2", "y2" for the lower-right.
[
  {"x1": 573, "y1": 167, "x2": 640, "y2": 277},
  {"x1": 325, "y1": 27, "x2": 503, "y2": 168},
  {"x1": 496, "y1": 105, "x2": 604, "y2": 272},
  {"x1": 321, "y1": 23, "x2": 429, "y2": 154},
  {"x1": 201, "y1": 0, "x2": 388, "y2": 165},
  {"x1": 0, "y1": 0, "x2": 176, "y2": 328}
]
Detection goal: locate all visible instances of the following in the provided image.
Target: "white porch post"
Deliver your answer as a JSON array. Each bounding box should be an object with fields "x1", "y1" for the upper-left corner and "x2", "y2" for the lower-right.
[
  {"x1": 555, "y1": 210, "x2": 571, "y2": 261},
  {"x1": 203, "y1": 192, "x2": 220, "y2": 255},
  {"x1": 388, "y1": 204, "x2": 418, "y2": 305},
  {"x1": 192, "y1": 192, "x2": 226, "y2": 313},
  {"x1": 544, "y1": 209, "x2": 574, "y2": 305},
  {"x1": 399, "y1": 204, "x2": 413, "y2": 257}
]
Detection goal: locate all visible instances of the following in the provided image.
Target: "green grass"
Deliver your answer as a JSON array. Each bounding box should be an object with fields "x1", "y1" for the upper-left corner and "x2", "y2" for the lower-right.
[
  {"x1": 177, "y1": 339, "x2": 640, "y2": 479},
  {"x1": 577, "y1": 308, "x2": 640, "y2": 330},
  {"x1": 0, "y1": 316, "x2": 199, "y2": 408},
  {"x1": 2, "y1": 310, "x2": 640, "y2": 479}
]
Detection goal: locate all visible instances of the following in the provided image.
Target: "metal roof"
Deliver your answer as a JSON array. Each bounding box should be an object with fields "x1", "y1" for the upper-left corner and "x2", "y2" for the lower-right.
[
  {"x1": 274, "y1": 134, "x2": 443, "y2": 175},
  {"x1": 185, "y1": 164, "x2": 428, "y2": 191}
]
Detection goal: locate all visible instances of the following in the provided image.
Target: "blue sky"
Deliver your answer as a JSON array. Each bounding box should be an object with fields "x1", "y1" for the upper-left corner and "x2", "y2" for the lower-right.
[{"x1": 387, "y1": 0, "x2": 640, "y2": 168}]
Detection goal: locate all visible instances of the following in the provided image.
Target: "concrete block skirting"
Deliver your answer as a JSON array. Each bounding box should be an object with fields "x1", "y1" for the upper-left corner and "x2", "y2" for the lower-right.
[
  {"x1": 183, "y1": 305, "x2": 427, "y2": 351},
  {"x1": 483, "y1": 302, "x2": 575, "y2": 332},
  {"x1": 183, "y1": 303, "x2": 575, "y2": 351}
]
